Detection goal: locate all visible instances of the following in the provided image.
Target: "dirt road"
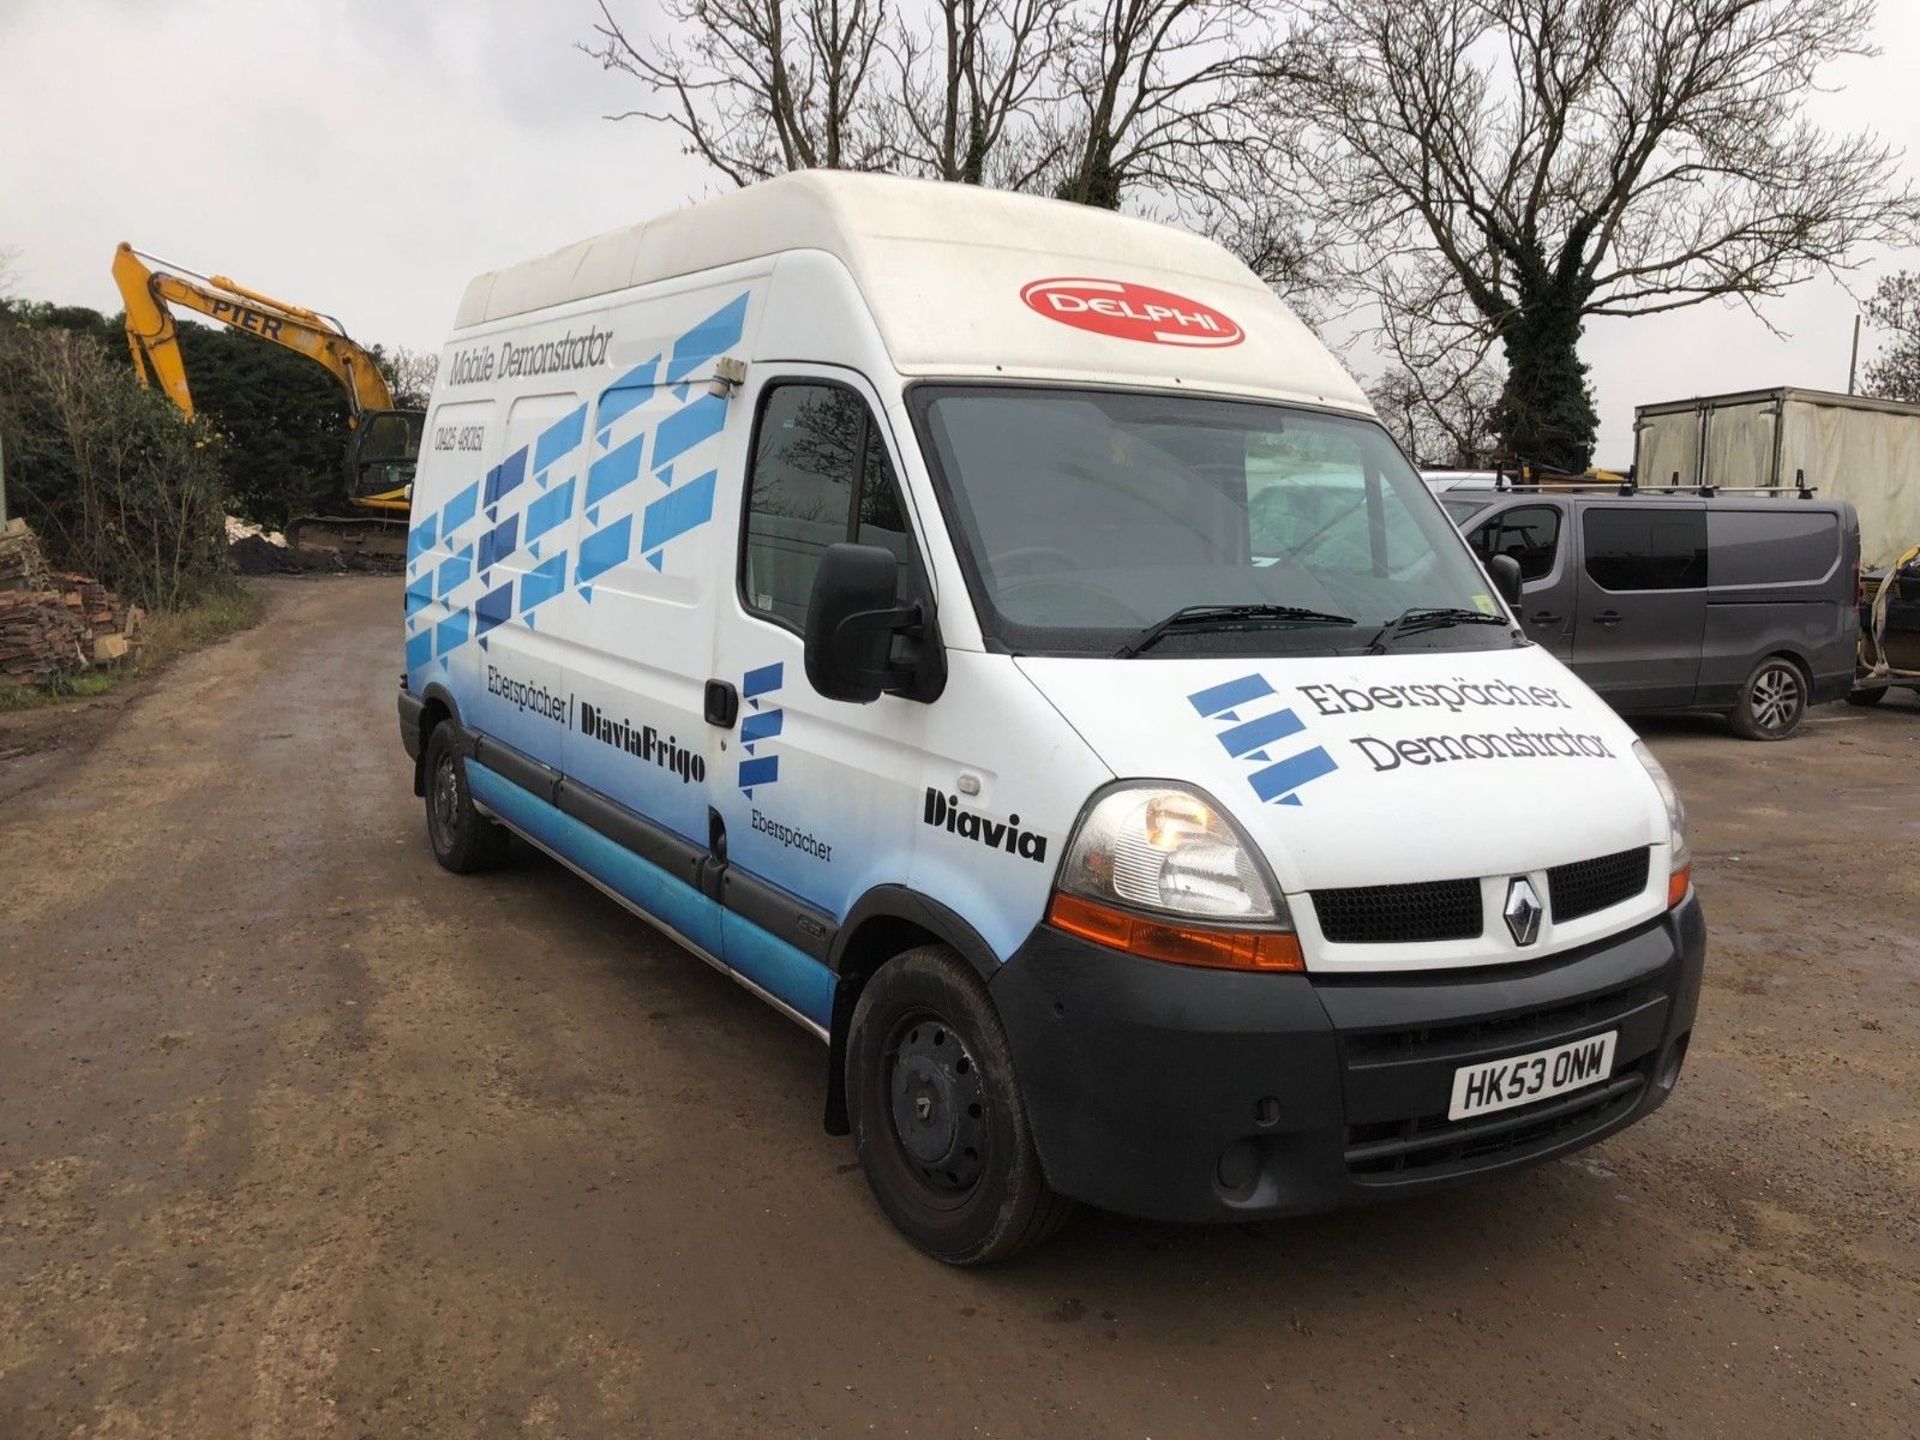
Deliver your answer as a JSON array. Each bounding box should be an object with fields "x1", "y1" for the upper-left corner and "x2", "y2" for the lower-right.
[{"x1": 3, "y1": 576, "x2": 1917, "y2": 1438}]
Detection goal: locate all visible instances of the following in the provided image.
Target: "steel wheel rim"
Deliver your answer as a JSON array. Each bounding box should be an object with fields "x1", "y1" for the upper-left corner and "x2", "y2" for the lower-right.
[
  {"x1": 1751, "y1": 665, "x2": 1802, "y2": 733},
  {"x1": 430, "y1": 752, "x2": 460, "y2": 847},
  {"x1": 885, "y1": 1010, "x2": 989, "y2": 1196}
]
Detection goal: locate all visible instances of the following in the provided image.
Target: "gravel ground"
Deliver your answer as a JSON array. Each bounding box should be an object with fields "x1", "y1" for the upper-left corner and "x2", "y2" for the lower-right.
[{"x1": 2, "y1": 575, "x2": 1916, "y2": 1438}]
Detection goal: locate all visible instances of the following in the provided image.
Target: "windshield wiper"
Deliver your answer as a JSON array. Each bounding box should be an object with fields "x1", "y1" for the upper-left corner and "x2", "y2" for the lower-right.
[
  {"x1": 1367, "y1": 606, "x2": 1513, "y2": 654},
  {"x1": 1116, "y1": 603, "x2": 1356, "y2": 658}
]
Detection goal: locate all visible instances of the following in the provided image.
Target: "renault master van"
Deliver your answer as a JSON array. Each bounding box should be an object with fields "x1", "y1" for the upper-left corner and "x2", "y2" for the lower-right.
[{"x1": 398, "y1": 173, "x2": 1704, "y2": 1264}]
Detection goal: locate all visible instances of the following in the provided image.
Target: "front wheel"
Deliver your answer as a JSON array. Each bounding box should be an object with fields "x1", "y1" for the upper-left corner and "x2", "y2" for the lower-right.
[
  {"x1": 1846, "y1": 685, "x2": 1888, "y2": 707},
  {"x1": 1728, "y1": 656, "x2": 1808, "y2": 741},
  {"x1": 846, "y1": 946, "x2": 1071, "y2": 1264}
]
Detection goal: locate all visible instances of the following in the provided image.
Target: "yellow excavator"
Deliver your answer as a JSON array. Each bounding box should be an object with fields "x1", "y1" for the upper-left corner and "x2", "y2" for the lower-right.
[{"x1": 112, "y1": 242, "x2": 424, "y2": 556}]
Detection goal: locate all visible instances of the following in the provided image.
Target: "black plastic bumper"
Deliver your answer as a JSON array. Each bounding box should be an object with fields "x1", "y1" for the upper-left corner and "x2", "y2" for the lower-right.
[{"x1": 989, "y1": 894, "x2": 1706, "y2": 1224}]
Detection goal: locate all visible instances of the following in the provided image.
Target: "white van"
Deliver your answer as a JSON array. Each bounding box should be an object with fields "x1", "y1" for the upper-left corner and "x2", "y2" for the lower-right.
[{"x1": 399, "y1": 173, "x2": 1703, "y2": 1264}]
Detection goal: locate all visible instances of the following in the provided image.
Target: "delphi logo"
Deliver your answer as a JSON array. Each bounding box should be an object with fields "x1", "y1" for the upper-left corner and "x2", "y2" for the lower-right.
[
  {"x1": 1020, "y1": 278, "x2": 1244, "y2": 348},
  {"x1": 1188, "y1": 673, "x2": 1337, "y2": 807}
]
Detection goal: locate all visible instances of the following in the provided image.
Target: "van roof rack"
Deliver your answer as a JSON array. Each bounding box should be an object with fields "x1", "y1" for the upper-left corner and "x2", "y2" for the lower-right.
[{"x1": 1489, "y1": 461, "x2": 1818, "y2": 499}]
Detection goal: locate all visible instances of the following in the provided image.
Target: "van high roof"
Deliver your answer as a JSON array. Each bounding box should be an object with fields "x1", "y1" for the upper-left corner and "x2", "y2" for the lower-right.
[{"x1": 453, "y1": 171, "x2": 1369, "y2": 413}]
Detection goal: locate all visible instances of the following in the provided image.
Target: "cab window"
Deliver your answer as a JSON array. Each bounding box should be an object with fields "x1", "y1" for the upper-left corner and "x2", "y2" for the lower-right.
[
  {"x1": 741, "y1": 382, "x2": 917, "y2": 628},
  {"x1": 1470, "y1": 505, "x2": 1561, "y2": 582},
  {"x1": 912, "y1": 386, "x2": 1502, "y2": 655}
]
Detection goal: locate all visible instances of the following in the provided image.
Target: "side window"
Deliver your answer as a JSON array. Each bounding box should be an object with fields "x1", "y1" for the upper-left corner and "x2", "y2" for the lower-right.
[
  {"x1": 741, "y1": 383, "x2": 916, "y2": 627},
  {"x1": 1582, "y1": 507, "x2": 1707, "y2": 592},
  {"x1": 855, "y1": 442, "x2": 916, "y2": 586},
  {"x1": 1470, "y1": 505, "x2": 1561, "y2": 582},
  {"x1": 1705, "y1": 509, "x2": 1838, "y2": 586}
]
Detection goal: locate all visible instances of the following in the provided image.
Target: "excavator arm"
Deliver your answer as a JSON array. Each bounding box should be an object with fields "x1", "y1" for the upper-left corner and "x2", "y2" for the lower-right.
[
  {"x1": 111, "y1": 243, "x2": 423, "y2": 552},
  {"x1": 111, "y1": 242, "x2": 398, "y2": 424}
]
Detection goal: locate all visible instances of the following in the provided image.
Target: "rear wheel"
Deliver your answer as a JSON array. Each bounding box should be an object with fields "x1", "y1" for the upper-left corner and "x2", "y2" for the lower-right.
[
  {"x1": 1728, "y1": 656, "x2": 1807, "y2": 740},
  {"x1": 1846, "y1": 685, "x2": 1888, "y2": 707},
  {"x1": 423, "y1": 723, "x2": 511, "y2": 872},
  {"x1": 846, "y1": 945, "x2": 1071, "y2": 1265}
]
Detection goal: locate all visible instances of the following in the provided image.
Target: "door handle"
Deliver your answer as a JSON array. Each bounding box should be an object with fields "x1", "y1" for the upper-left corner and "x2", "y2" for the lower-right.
[
  {"x1": 1529, "y1": 611, "x2": 1563, "y2": 625},
  {"x1": 703, "y1": 678, "x2": 739, "y2": 728},
  {"x1": 1592, "y1": 610, "x2": 1624, "y2": 627}
]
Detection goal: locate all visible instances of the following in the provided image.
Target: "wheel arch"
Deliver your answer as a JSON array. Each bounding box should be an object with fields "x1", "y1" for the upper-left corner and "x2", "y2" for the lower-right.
[
  {"x1": 1755, "y1": 646, "x2": 1813, "y2": 681},
  {"x1": 411, "y1": 681, "x2": 463, "y2": 796},
  {"x1": 1748, "y1": 647, "x2": 1816, "y2": 707},
  {"x1": 821, "y1": 885, "x2": 1003, "y2": 1135}
]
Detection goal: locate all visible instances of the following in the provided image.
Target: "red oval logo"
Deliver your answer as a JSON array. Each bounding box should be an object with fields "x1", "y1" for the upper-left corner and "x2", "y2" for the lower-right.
[{"x1": 1020, "y1": 277, "x2": 1244, "y2": 348}]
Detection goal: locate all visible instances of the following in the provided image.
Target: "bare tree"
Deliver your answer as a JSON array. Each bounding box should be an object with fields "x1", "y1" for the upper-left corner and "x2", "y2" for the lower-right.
[
  {"x1": 582, "y1": 0, "x2": 891, "y2": 184},
  {"x1": 1861, "y1": 271, "x2": 1920, "y2": 404},
  {"x1": 1364, "y1": 292, "x2": 1506, "y2": 466},
  {"x1": 886, "y1": 0, "x2": 1067, "y2": 185},
  {"x1": 1290, "y1": 0, "x2": 1920, "y2": 472},
  {"x1": 1041, "y1": 0, "x2": 1278, "y2": 210},
  {"x1": 376, "y1": 345, "x2": 439, "y2": 412},
  {"x1": 1369, "y1": 361, "x2": 1503, "y2": 469},
  {"x1": 583, "y1": 1, "x2": 1321, "y2": 296}
]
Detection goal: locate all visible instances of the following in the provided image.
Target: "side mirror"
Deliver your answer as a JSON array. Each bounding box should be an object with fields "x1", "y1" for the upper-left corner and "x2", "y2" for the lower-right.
[
  {"x1": 1487, "y1": 553, "x2": 1523, "y2": 607},
  {"x1": 803, "y1": 543, "x2": 945, "y2": 704}
]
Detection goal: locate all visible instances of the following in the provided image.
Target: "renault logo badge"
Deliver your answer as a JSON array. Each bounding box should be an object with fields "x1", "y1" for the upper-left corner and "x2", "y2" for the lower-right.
[{"x1": 1504, "y1": 878, "x2": 1544, "y2": 946}]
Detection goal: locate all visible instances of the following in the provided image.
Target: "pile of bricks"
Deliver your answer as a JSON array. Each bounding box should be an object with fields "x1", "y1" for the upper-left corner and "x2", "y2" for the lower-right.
[
  {"x1": 0, "y1": 516, "x2": 52, "y2": 590},
  {"x1": 0, "y1": 519, "x2": 144, "y2": 685},
  {"x1": 51, "y1": 573, "x2": 142, "y2": 664},
  {"x1": 0, "y1": 588, "x2": 92, "y2": 683}
]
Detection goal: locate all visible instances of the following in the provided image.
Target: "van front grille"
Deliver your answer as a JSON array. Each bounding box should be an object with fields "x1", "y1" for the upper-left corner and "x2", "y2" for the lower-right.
[
  {"x1": 1344, "y1": 1063, "x2": 1649, "y2": 1178},
  {"x1": 1312, "y1": 878, "x2": 1482, "y2": 945},
  {"x1": 1548, "y1": 847, "x2": 1650, "y2": 922},
  {"x1": 1340, "y1": 978, "x2": 1666, "y2": 1063}
]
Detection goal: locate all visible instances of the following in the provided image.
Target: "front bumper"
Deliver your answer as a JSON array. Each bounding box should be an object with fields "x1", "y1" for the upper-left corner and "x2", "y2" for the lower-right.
[{"x1": 989, "y1": 894, "x2": 1705, "y2": 1223}]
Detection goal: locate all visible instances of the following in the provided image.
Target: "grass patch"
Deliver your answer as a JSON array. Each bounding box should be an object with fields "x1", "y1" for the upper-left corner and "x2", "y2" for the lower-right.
[
  {"x1": 137, "y1": 585, "x2": 264, "y2": 672},
  {"x1": 0, "y1": 584, "x2": 263, "y2": 712}
]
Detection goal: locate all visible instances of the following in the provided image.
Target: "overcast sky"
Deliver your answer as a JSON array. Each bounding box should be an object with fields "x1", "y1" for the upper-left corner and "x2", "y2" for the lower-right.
[{"x1": 3, "y1": 0, "x2": 1916, "y2": 466}]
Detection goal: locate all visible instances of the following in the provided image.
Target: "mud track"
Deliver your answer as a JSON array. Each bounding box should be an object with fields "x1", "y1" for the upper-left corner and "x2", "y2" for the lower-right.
[{"x1": 3, "y1": 576, "x2": 1916, "y2": 1437}]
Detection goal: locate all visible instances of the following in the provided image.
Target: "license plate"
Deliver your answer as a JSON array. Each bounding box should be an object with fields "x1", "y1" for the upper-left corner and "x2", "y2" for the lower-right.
[{"x1": 1448, "y1": 1031, "x2": 1618, "y2": 1122}]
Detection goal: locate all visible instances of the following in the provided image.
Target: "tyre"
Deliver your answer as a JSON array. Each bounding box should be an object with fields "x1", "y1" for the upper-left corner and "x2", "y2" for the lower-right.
[
  {"x1": 1728, "y1": 655, "x2": 1808, "y2": 740},
  {"x1": 1846, "y1": 685, "x2": 1888, "y2": 707},
  {"x1": 846, "y1": 945, "x2": 1072, "y2": 1265},
  {"x1": 423, "y1": 723, "x2": 511, "y2": 873}
]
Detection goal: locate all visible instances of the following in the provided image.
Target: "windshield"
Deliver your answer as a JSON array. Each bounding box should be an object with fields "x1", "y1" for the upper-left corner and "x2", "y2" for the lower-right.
[{"x1": 910, "y1": 385, "x2": 1509, "y2": 656}]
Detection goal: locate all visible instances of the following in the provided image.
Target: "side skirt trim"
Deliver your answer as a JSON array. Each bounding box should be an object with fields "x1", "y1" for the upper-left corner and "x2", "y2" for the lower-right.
[{"x1": 469, "y1": 763, "x2": 831, "y2": 1041}]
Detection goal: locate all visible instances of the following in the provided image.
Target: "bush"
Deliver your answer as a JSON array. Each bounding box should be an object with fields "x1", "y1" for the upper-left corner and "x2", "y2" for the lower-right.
[
  {"x1": 0, "y1": 322, "x2": 231, "y2": 610},
  {"x1": 174, "y1": 320, "x2": 353, "y2": 528},
  {"x1": 1, "y1": 297, "x2": 429, "y2": 533}
]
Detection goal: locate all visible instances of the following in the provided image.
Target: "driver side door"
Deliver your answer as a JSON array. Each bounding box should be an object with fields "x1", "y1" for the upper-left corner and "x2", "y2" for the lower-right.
[
  {"x1": 705, "y1": 370, "x2": 934, "y2": 1025},
  {"x1": 1466, "y1": 502, "x2": 1574, "y2": 659}
]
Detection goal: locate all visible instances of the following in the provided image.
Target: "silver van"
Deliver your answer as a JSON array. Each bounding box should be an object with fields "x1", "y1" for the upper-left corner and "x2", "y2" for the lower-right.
[{"x1": 1443, "y1": 489, "x2": 1859, "y2": 739}]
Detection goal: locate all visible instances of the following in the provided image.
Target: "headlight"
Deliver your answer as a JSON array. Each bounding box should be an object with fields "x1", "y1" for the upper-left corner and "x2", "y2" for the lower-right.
[
  {"x1": 1049, "y1": 784, "x2": 1301, "y2": 972},
  {"x1": 1059, "y1": 783, "x2": 1282, "y2": 920},
  {"x1": 1633, "y1": 741, "x2": 1691, "y2": 872}
]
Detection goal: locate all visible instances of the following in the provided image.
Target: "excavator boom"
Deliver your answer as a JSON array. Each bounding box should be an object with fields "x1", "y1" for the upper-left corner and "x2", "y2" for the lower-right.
[
  {"x1": 112, "y1": 243, "x2": 399, "y2": 423},
  {"x1": 111, "y1": 243, "x2": 422, "y2": 555}
]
